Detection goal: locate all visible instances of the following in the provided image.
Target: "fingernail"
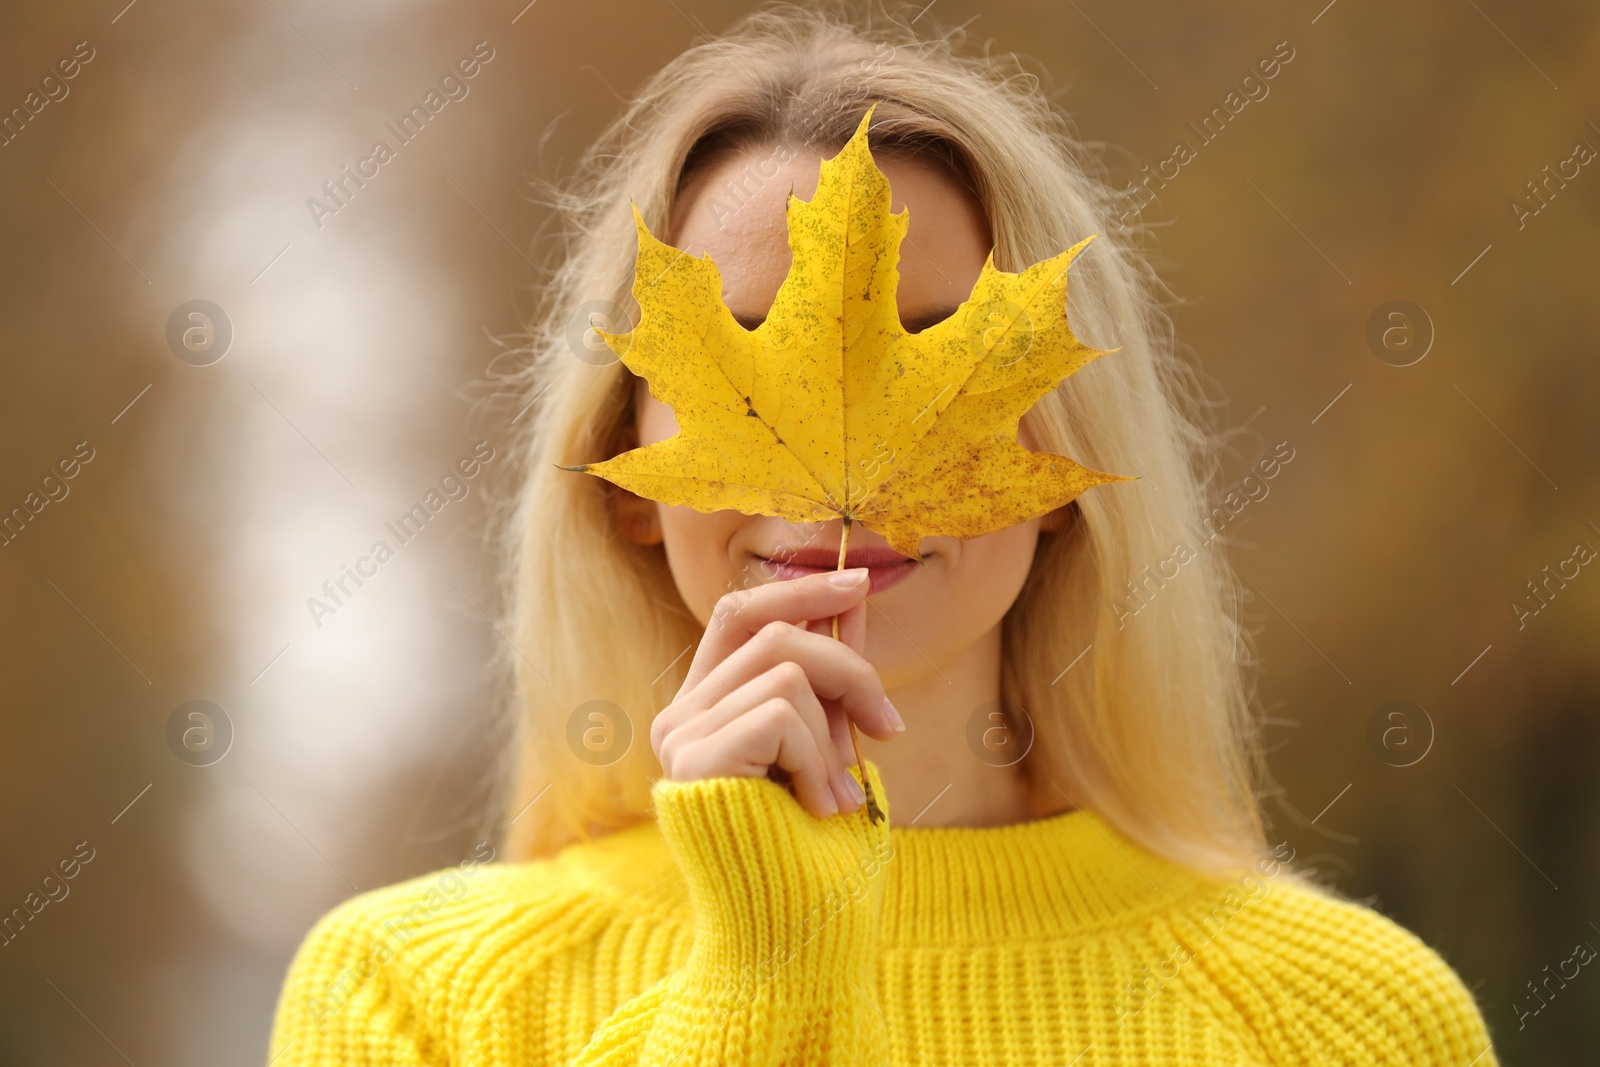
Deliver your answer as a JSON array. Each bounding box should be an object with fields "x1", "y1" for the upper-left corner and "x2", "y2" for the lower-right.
[
  {"x1": 827, "y1": 567, "x2": 869, "y2": 587},
  {"x1": 884, "y1": 696, "x2": 906, "y2": 731},
  {"x1": 843, "y1": 772, "x2": 866, "y2": 804},
  {"x1": 821, "y1": 790, "x2": 838, "y2": 816}
]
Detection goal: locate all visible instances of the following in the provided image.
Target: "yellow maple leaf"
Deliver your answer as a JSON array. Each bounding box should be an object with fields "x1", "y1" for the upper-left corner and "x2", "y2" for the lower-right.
[{"x1": 563, "y1": 107, "x2": 1129, "y2": 563}]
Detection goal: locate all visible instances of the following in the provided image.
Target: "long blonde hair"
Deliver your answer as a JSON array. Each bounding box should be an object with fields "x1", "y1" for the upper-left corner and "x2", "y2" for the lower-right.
[{"x1": 493, "y1": 3, "x2": 1268, "y2": 874}]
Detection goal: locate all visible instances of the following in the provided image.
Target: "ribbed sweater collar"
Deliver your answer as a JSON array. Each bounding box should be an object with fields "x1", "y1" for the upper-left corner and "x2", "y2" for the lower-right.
[{"x1": 879, "y1": 809, "x2": 1202, "y2": 945}]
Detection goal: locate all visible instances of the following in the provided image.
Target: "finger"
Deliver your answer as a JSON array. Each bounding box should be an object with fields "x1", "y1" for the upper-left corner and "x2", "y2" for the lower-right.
[
  {"x1": 803, "y1": 598, "x2": 872, "y2": 799},
  {"x1": 702, "y1": 698, "x2": 838, "y2": 818},
  {"x1": 684, "y1": 568, "x2": 871, "y2": 687},
  {"x1": 825, "y1": 704, "x2": 861, "y2": 784},
  {"x1": 667, "y1": 661, "x2": 851, "y2": 801},
  {"x1": 691, "y1": 621, "x2": 899, "y2": 741},
  {"x1": 753, "y1": 699, "x2": 838, "y2": 818}
]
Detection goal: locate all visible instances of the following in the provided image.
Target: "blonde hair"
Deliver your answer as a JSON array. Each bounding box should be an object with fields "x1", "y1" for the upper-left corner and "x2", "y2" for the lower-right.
[{"x1": 493, "y1": 3, "x2": 1269, "y2": 874}]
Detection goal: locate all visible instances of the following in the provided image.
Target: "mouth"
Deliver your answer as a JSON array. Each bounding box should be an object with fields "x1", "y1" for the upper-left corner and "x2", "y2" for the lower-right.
[{"x1": 755, "y1": 545, "x2": 923, "y2": 595}]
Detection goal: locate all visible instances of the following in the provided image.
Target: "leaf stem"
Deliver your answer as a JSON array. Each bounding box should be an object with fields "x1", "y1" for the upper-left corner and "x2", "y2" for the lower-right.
[{"x1": 831, "y1": 517, "x2": 885, "y2": 824}]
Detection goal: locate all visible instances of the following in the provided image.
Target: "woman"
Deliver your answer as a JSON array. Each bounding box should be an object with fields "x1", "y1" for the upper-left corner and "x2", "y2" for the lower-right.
[{"x1": 268, "y1": 7, "x2": 1498, "y2": 1064}]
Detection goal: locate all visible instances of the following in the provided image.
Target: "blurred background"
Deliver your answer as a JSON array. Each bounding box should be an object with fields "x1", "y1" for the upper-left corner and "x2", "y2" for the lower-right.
[{"x1": 0, "y1": 0, "x2": 1595, "y2": 1063}]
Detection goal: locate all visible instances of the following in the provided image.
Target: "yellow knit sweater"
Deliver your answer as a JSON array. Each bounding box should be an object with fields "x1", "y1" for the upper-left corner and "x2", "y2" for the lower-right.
[{"x1": 267, "y1": 762, "x2": 1498, "y2": 1065}]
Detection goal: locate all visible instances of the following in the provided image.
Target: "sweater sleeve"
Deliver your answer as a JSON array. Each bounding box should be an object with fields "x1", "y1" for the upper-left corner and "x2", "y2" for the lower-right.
[
  {"x1": 1188, "y1": 877, "x2": 1500, "y2": 1066},
  {"x1": 265, "y1": 883, "x2": 441, "y2": 1067},
  {"x1": 571, "y1": 760, "x2": 895, "y2": 1067}
]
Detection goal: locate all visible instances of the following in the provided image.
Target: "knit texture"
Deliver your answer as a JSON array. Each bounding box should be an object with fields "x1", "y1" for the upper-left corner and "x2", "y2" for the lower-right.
[{"x1": 267, "y1": 761, "x2": 1499, "y2": 1065}]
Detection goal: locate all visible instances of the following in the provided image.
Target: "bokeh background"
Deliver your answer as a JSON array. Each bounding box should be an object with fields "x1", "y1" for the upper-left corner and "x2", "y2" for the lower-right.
[{"x1": 1, "y1": 0, "x2": 1596, "y2": 1063}]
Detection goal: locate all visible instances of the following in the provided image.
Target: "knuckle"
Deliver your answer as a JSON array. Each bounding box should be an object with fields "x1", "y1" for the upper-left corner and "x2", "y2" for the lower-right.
[
  {"x1": 852, "y1": 659, "x2": 883, "y2": 697},
  {"x1": 649, "y1": 708, "x2": 670, "y2": 748},
  {"x1": 650, "y1": 702, "x2": 683, "y2": 751},
  {"x1": 654, "y1": 727, "x2": 678, "y2": 769},
  {"x1": 755, "y1": 619, "x2": 793, "y2": 645},
  {"x1": 714, "y1": 587, "x2": 756, "y2": 619},
  {"x1": 769, "y1": 659, "x2": 808, "y2": 691},
  {"x1": 669, "y1": 740, "x2": 709, "y2": 781},
  {"x1": 755, "y1": 695, "x2": 796, "y2": 725}
]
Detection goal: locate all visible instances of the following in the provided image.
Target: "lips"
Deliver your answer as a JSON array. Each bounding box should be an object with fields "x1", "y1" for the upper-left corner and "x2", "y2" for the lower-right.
[{"x1": 756, "y1": 545, "x2": 922, "y2": 594}]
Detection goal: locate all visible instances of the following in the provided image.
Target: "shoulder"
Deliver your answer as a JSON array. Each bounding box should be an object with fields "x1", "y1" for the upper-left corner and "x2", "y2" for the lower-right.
[
  {"x1": 1174, "y1": 870, "x2": 1497, "y2": 1065},
  {"x1": 268, "y1": 825, "x2": 687, "y2": 1065}
]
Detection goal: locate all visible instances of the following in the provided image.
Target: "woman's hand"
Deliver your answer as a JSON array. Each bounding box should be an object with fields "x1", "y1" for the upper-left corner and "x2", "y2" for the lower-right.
[{"x1": 651, "y1": 567, "x2": 906, "y2": 818}]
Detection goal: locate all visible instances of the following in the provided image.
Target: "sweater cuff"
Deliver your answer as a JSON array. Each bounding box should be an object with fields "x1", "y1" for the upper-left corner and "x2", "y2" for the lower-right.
[{"x1": 650, "y1": 760, "x2": 893, "y2": 1001}]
